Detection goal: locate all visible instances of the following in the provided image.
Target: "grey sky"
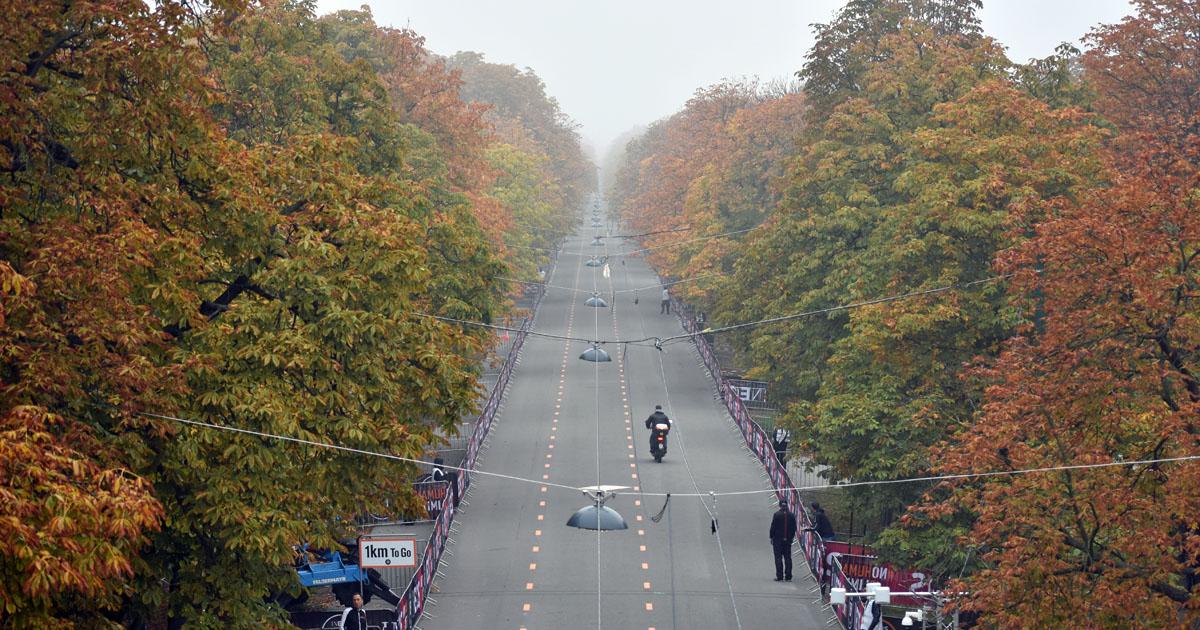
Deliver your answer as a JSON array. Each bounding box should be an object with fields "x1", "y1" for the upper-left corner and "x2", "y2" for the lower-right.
[{"x1": 315, "y1": 1, "x2": 1134, "y2": 154}]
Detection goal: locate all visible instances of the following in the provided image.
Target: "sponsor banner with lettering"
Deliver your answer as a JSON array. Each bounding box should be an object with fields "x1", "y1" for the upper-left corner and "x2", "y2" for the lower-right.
[
  {"x1": 728, "y1": 378, "x2": 769, "y2": 408},
  {"x1": 822, "y1": 542, "x2": 930, "y2": 606},
  {"x1": 414, "y1": 480, "x2": 449, "y2": 516},
  {"x1": 829, "y1": 558, "x2": 867, "y2": 629}
]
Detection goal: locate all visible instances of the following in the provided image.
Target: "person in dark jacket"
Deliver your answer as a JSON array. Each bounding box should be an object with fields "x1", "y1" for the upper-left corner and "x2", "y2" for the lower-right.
[
  {"x1": 769, "y1": 500, "x2": 798, "y2": 581},
  {"x1": 645, "y1": 405, "x2": 671, "y2": 451},
  {"x1": 644, "y1": 405, "x2": 671, "y2": 430},
  {"x1": 810, "y1": 502, "x2": 836, "y2": 541},
  {"x1": 339, "y1": 592, "x2": 367, "y2": 630}
]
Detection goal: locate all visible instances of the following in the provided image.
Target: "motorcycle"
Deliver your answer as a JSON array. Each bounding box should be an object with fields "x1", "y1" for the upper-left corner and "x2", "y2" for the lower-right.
[{"x1": 650, "y1": 422, "x2": 670, "y2": 463}]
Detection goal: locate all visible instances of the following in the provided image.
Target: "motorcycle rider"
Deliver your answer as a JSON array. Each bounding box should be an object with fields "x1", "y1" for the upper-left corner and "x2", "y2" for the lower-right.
[
  {"x1": 645, "y1": 405, "x2": 672, "y2": 457},
  {"x1": 645, "y1": 405, "x2": 671, "y2": 431}
]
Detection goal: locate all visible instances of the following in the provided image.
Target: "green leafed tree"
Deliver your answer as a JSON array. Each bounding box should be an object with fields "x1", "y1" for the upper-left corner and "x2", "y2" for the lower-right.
[
  {"x1": 715, "y1": 3, "x2": 1103, "y2": 559},
  {"x1": 2, "y1": 0, "x2": 510, "y2": 625}
]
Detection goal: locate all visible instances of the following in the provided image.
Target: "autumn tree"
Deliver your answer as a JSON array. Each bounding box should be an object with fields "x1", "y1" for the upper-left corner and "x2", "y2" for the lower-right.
[
  {"x1": 604, "y1": 79, "x2": 804, "y2": 305},
  {"x1": 711, "y1": 1, "x2": 1105, "y2": 553},
  {"x1": 2, "y1": 0, "x2": 516, "y2": 625},
  {"x1": 1, "y1": 0, "x2": 224, "y2": 623},
  {"x1": 448, "y1": 51, "x2": 597, "y2": 227},
  {"x1": 926, "y1": 1, "x2": 1200, "y2": 625},
  {"x1": 800, "y1": 0, "x2": 983, "y2": 121},
  {"x1": 486, "y1": 143, "x2": 571, "y2": 279},
  {"x1": 316, "y1": 9, "x2": 515, "y2": 249},
  {"x1": 127, "y1": 2, "x2": 504, "y2": 624}
]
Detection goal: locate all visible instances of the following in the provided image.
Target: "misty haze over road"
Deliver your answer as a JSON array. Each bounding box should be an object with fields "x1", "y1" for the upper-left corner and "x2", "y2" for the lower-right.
[{"x1": 316, "y1": 0, "x2": 1133, "y2": 152}]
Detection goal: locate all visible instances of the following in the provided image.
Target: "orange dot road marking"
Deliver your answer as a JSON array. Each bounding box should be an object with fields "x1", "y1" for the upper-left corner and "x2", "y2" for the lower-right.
[{"x1": 529, "y1": 563, "x2": 537, "y2": 570}]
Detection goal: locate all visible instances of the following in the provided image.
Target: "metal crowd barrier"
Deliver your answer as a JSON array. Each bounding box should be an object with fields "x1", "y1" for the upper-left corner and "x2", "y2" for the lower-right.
[
  {"x1": 673, "y1": 299, "x2": 865, "y2": 629},
  {"x1": 392, "y1": 262, "x2": 550, "y2": 630}
]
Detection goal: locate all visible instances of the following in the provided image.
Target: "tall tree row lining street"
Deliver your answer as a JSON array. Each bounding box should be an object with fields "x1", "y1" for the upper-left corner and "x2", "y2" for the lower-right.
[
  {"x1": 6, "y1": 0, "x2": 1200, "y2": 626},
  {"x1": 425, "y1": 222, "x2": 828, "y2": 629}
]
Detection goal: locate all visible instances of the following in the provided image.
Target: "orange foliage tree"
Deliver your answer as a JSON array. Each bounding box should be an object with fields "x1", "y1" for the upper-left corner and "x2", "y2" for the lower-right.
[
  {"x1": 0, "y1": 0, "x2": 587, "y2": 624},
  {"x1": 927, "y1": 1, "x2": 1200, "y2": 625},
  {"x1": 607, "y1": 80, "x2": 805, "y2": 304}
]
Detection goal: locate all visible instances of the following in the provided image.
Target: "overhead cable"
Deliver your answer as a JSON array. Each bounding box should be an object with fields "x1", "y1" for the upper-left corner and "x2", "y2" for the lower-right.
[
  {"x1": 140, "y1": 412, "x2": 581, "y2": 493},
  {"x1": 139, "y1": 413, "x2": 1200, "y2": 500}
]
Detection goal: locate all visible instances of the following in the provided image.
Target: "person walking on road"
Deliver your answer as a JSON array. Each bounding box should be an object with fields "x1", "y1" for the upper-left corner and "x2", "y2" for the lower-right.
[
  {"x1": 770, "y1": 499, "x2": 798, "y2": 581},
  {"x1": 660, "y1": 287, "x2": 670, "y2": 314},
  {"x1": 339, "y1": 592, "x2": 367, "y2": 630}
]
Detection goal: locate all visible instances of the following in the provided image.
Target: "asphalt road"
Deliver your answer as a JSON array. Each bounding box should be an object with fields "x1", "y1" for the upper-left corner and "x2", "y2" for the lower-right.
[{"x1": 424, "y1": 222, "x2": 830, "y2": 630}]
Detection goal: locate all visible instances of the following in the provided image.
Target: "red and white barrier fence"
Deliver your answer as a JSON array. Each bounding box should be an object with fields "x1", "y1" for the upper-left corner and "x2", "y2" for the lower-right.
[
  {"x1": 394, "y1": 273, "x2": 549, "y2": 629},
  {"x1": 674, "y1": 300, "x2": 867, "y2": 629}
]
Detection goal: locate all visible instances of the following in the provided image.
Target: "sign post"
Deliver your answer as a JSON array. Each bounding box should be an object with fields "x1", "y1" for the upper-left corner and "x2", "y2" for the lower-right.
[{"x1": 359, "y1": 537, "x2": 417, "y2": 569}]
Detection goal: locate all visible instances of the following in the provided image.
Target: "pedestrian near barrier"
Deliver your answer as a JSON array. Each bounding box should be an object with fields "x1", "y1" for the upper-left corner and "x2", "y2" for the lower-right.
[
  {"x1": 772, "y1": 427, "x2": 790, "y2": 464},
  {"x1": 808, "y1": 502, "x2": 836, "y2": 541},
  {"x1": 769, "y1": 499, "x2": 798, "y2": 581},
  {"x1": 340, "y1": 592, "x2": 367, "y2": 630},
  {"x1": 430, "y1": 457, "x2": 446, "y2": 483}
]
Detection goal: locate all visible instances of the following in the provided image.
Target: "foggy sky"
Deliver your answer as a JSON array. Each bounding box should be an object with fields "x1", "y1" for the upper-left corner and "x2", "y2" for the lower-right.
[{"x1": 314, "y1": 0, "x2": 1135, "y2": 156}]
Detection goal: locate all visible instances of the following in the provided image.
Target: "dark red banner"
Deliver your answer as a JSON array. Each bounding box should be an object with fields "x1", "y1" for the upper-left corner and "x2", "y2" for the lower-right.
[{"x1": 823, "y1": 542, "x2": 931, "y2": 606}]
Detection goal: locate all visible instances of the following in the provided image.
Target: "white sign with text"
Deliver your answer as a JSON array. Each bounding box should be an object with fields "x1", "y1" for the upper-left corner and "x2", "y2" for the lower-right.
[{"x1": 359, "y1": 537, "x2": 417, "y2": 568}]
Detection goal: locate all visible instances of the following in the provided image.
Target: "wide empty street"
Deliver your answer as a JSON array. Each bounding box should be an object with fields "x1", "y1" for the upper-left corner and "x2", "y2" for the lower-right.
[{"x1": 425, "y1": 222, "x2": 829, "y2": 629}]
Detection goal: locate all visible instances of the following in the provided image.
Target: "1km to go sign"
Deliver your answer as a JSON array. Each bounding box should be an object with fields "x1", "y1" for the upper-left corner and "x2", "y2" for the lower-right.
[{"x1": 359, "y1": 537, "x2": 417, "y2": 568}]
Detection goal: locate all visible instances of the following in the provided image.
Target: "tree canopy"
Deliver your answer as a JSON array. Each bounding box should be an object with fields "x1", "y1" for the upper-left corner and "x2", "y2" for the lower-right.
[
  {"x1": 0, "y1": 0, "x2": 590, "y2": 625},
  {"x1": 605, "y1": 0, "x2": 1199, "y2": 624}
]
